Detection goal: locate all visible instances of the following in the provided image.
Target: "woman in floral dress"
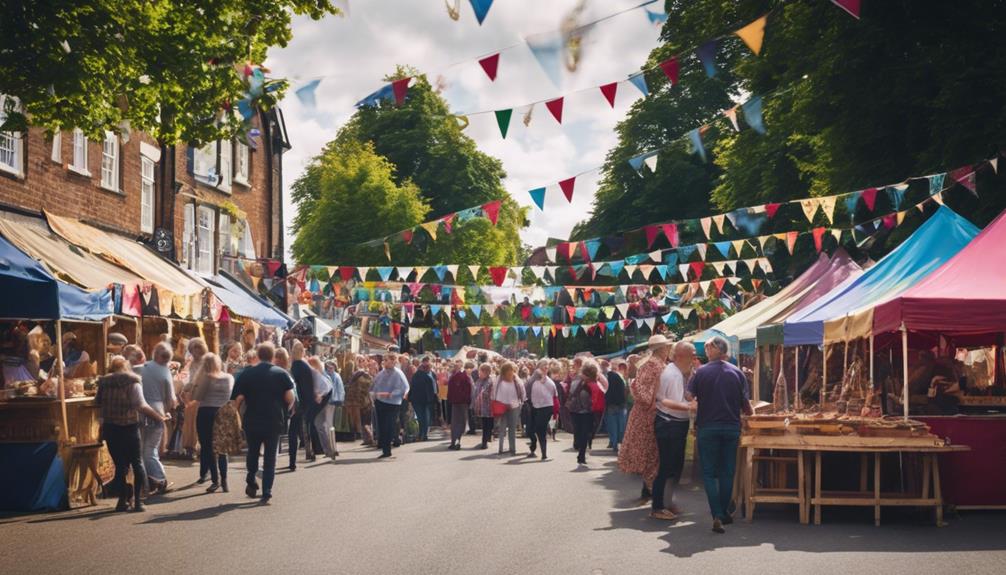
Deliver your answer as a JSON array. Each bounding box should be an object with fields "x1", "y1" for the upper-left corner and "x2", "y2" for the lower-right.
[{"x1": 618, "y1": 335, "x2": 674, "y2": 501}]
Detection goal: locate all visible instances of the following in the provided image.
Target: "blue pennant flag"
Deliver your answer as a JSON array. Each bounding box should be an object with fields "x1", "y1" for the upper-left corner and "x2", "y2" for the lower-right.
[
  {"x1": 532, "y1": 326, "x2": 542, "y2": 337},
  {"x1": 377, "y1": 267, "x2": 393, "y2": 281},
  {"x1": 516, "y1": 326, "x2": 528, "y2": 337},
  {"x1": 432, "y1": 329, "x2": 441, "y2": 339},
  {"x1": 713, "y1": 241, "x2": 732, "y2": 258},
  {"x1": 532, "y1": 306, "x2": 547, "y2": 318},
  {"x1": 628, "y1": 153, "x2": 647, "y2": 174},
  {"x1": 468, "y1": 305, "x2": 482, "y2": 320},
  {"x1": 469, "y1": 0, "x2": 493, "y2": 25},
  {"x1": 433, "y1": 265, "x2": 447, "y2": 282},
  {"x1": 525, "y1": 32, "x2": 563, "y2": 88},
  {"x1": 678, "y1": 244, "x2": 697, "y2": 260},
  {"x1": 732, "y1": 209, "x2": 766, "y2": 236},
  {"x1": 663, "y1": 252, "x2": 678, "y2": 267},
  {"x1": 929, "y1": 173, "x2": 946, "y2": 195},
  {"x1": 574, "y1": 307, "x2": 588, "y2": 319},
  {"x1": 528, "y1": 187, "x2": 547, "y2": 210},
  {"x1": 584, "y1": 239, "x2": 601, "y2": 260},
  {"x1": 295, "y1": 79, "x2": 321, "y2": 110},
  {"x1": 608, "y1": 261, "x2": 625, "y2": 278},
  {"x1": 887, "y1": 184, "x2": 907, "y2": 210},
  {"x1": 688, "y1": 128, "x2": 707, "y2": 162},
  {"x1": 456, "y1": 208, "x2": 478, "y2": 222},
  {"x1": 355, "y1": 83, "x2": 394, "y2": 108},
  {"x1": 645, "y1": 7, "x2": 668, "y2": 26},
  {"x1": 625, "y1": 253, "x2": 648, "y2": 265},
  {"x1": 456, "y1": 309, "x2": 466, "y2": 319},
  {"x1": 741, "y1": 96, "x2": 765, "y2": 134},
  {"x1": 606, "y1": 321, "x2": 617, "y2": 333},
  {"x1": 844, "y1": 191, "x2": 862, "y2": 217},
  {"x1": 662, "y1": 312, "x2": 678, "y2": 325},
  {"x1": 656, "y1": 265, "x2": 670, "y2": 280},
  {"x1": 696, "y1": 40, "x2": 718, "y2": 78},
  {"x1": 628, "y1": 72, "x2": 649, "y2": 96}
]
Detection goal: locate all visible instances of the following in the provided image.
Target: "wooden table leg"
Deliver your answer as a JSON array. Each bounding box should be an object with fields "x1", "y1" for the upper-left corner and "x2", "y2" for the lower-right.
[
  {"x1": 932, "y1": 454, "x2": 944, "y2": 527},
  {"x1": 860, "y1": 452, "x2": 869, "y2": 492},
  {"x1": 814, "y1": 451, "x2": 822, "y2": 525},
  {"x1": 798, "y1": 449, "x2": 807, "y2": 524},
  {"x1": 921, "y1": 455, "x2": 931, "y2": 502},
  {"x1": 874, "y1": 452, "x2": 881, "y2": 527}
]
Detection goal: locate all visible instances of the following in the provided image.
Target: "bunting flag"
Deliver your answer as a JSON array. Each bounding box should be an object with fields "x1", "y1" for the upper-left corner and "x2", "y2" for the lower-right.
[
  {"x1": 528, "y1": 187, "x2": 546, "y2": 210},
  {"x1": 785, "y1": 231, "x2": 799, "y2": 255},
  {"x1": 489, "y1": 266, "x2": 508, "y2": 286},
  {"x1": 339, "y1": 266, "x2": 356, "y2": 282},
  {"x1": 659, "y1": 57, "x2": 680, "y2": 86},
  {"x1": 992, "y1": 157, "x2": 999, "y2": 174},
  {"x1": 645, "y1": 225, "x2": 660, "y2": 249},
  {"x1": 545, "y1": 97, "x2": 564, "y2": 124},
  {"x1": 887, "y1": 184, "x2": 907, "y2": 210},
  {"x1": 734, "y1": 15, "x2": 768, "y2": 55},
  {"x1": 831, "y1": 0, "x2": 861, "y2": 19},
  {"x1": 700, "y1": 217, "x2": 713, "y2": 239},
  {"x1": 819, "y1": 196, "x2": 837, "y2": 224},
  {"x1": 689, "y1": 261, "x2": 705, "y2": 280},
  {"x1": 479, "y1": 53, "x2": 500, "y2": 81},
  {"x1": 599, "y1": 82, "x2": 618, "y2": 108},
  {"x1": 764, "y1": 203, "x2": 781, "y2": 219},
  {"x1": 844, "y1": 191, "x2": 861, "y2": 217},
  {"x1": 525, "y1": 31, "x2": 563, "y2": 87},
  {"x1": 294, "y1": 79, "x2": 321, "y2": 109},
  {"x1": 628, "y1": 72, "x2": 649, "y2": 96},
  {"x1": 402, "y1": 229, "x2": 414, "y2": 244},
  {"x1": 378, "y1": 267, "x2": 393, "y2": 281},
  {"x1": 391, "y1": 77, "x2": 411, "y2": 106},
  {"x1": 495, "y1": 109, "x2": 512, "y2": 138},
  {"x1": 928, "y1": 173, "x2": 946, "y2": 195},
  {"x1": 812, "y1": 227, "x2": 827, "y2": 253},
  {"x1": 645, "y1": 6, "x2": 668, "y2": 25},
  {"x1": 384, "y1": 241, "x2": 391, "y2": 261},
  {"x1": 662, "y1": 223, "x2": 679, "y2": 247},
  {"x1": 688, "y1": 128, "x2": 707, "y2": 162},
  {"x1": 800, "y1": 198, "x2": 819, "y2": 222},
  {"x1": 558, "y1": 177, "x2": 576, "y2": 202},
  {"x1": 696, "y1": 40, "x2": 718, "y2": 78},
  {"x1": 482, "y1": 200, "x2": 501, "y2": 225},
  {"x1": 469, "y1": 0, "x2": 493, "y2": 25},
  {"x1": 712, "y1": 214, "x2": 726, "y2": 235},
  {"x1": 862, "y1": 187, "x2": 878, "y2": 211},
  {"x1": 950, "y1": 166, "x2": 977, "y2": 195},
  {"x1": 724, "y1": 107, "x2": 740, "y2": 131},
  {"x1": 643, "y1": 154, "x2": 658, "y2": 172},
  {"x1": 420, "y1": 221, "x2": 439, "y2": 241},
  {"x1": 741, "y1": 95, "x2": 765, "y2": 134}
]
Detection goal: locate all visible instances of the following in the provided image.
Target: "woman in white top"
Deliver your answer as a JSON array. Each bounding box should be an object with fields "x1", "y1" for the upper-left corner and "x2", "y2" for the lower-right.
[
  {"x1": 191, "y1": 353, "x2": 234, "y2": 493},
  {"x1": 526, "y1": 359, "x2": 558, "y2": 461},
  {"x1": 493, "y1": 362, "x2": 525, "y2": 456},
  {"x1": 307, "y1": 357, "x2": 336, "y2": 460}
]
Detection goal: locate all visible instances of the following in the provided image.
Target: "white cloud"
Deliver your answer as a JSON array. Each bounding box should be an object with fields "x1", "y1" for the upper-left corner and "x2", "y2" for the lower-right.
[{"x1": 266, "y1": 0, "x2": 663, "y2": 261}]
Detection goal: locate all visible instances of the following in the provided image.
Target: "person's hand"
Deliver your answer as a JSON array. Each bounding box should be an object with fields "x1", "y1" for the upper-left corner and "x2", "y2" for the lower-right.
[{"x1": 161, "y1": 413, "x2": 172, "y2": 422}]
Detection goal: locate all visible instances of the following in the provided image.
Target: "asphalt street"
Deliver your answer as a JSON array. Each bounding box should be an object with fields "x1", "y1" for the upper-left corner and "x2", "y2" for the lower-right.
[{"x1": 2, "y1": 429, "x2": 1004, "y2": 575}]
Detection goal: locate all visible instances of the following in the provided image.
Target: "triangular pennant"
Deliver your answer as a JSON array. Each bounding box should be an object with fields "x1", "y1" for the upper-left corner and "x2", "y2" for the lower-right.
[
  {"x1": 558, "y1": 177, "x2": 576, "y2": 202},
  {"x1": 731, "y1": 239, "x2": 747, "y2": 257},
  {"x1": 659, "y1": 57, "x2": 679, "y2": 85},
  {"x1": 469, "y1": 0, "x2": 494, "y2": 25},
  {"x1": 710, "y1": 261, "x2": 727, "y2": 275},
  {"x1": 786, "y1": 231, "x2": 798, "y2": 255},
  {"x1": 724, "y1": 106, "x2": 740, "y2": 132},
  {"x1": 530, "y1": 266, "x2": 547, "y2": 281},
  {"x1": 525, "y1": 31, "x2": 563, "y2": 87},
  {"x1": 643, "y1": 154, "x2": 658, "y2": 172},
  {"x1": 479, "y1": 53, "x2": 500, "y2": 81},
  {"x1": 384, "y1": 241, "x2": 391, "y2": 261},
  {"x1": 489, "y1": 266, "x2": 508, "y2": 287},
  {"x1": 469, "y1": 304, "x2": 482, "y2": 319},
  {"x1": 644, "y1": 225, "x2": 660, "y2": 248},
  {"x1": 882, "y1": 214, "x2": 897, "y2": 230},
  {"x1": 757, "y1": 235, "x2": 771, "y2": 251},
  {"x1": 662, "y1": 223, "x2": 679, "y2": 247},
  {"x1": 627, "y1": 72, "x2": 649, "y2": 96},
  {"x1": 528, "y1": 187, "x2": 546, "y2": 210},
  {"x1": 734, "y1": 15, "x2": 768, "y2": 56},
  {"x1": 467, "y1": 264, "x2": 481, "y2": 281},
  {"x1": 812, "y1": 227, "x2": 827, "y2": 253},
  {"x1": 339, "y1": 267, "x2": 356, "y2": 282},
  {"x1": 950, "y1": 166, "x2": 977, "y2": 195},
  {"x1": 696, "y1": 40, "x2": 718, "y2": 78},
  {"x1": 482, "y1": 200, "x2": 501, "y2": 225},
  {"x1": 556, "y1": 242, "x2": 571, "y2": 262},
  {"x1": 545, "y1": 97, "x2": 564, "y2": 124},
  {"x1": 396, "y1": 266, "x2": 413, "y2": 281},
  {"x1": 608, "y1": 261, "x2": 625, "y2": 278},
  {"x1": 377, "y1": 267, "x2": 393, "y2": 281},
  {"x1": 628, "y1": 153, "x2": 647, "y2": 174},
  {"x1": 886, "y1": 184, "x2": 907, "y2": 210},
  {"x1": 800, "y1": 198, "x2": 819, "y2": 222},
  {"x1": 928, "y1": 173, "x2": 946, "y2": 196},
  {"x1": 764, "y1": 203, "x2": 781, "y2": 219},
  {"x1": 819, "y1": 196, "x2": 837, "y2": 224},
  {"x1": 648, "y1": 250, "x2": 663, "y2": 263},
  {"x1": 495, "y1": 109, "x2": 512, "y2": 138},
  {"x1": 712, "y1": 277, "x2": 727, "y2": 297},
  {"x1": 414, "y1": 266, "x2": 429, "y2": 281},
  {"x1": 402, "y1": 229, "x2": 414, "y2": 244},
  {"x1": 446, "y1": 264, "x2": 460, "y2": 280},
  {"x1": 433, "y1": 265, "x2": 447, "y2": 282},
  {"x1": 830, "y1": 0, "x2": 861, "y2": 19},
  {"x1": 624, "y1": 264, "x2": 638, "y2": 279},
  {"x1": 441, "y1": 213, "x2": 455, "y2": 234},
  {"x1": 713, "y1": 241, "x2": 731, "y2": 259},
  {"x1": 700, "y1": 217, "x2": 713, "y2": 239},
  {"x1": 688, "y1": 128, "x2": 707, "y2": 162},
  {"x1": 678, "y1": 263, "x2": 691, "y2": 280},
  {"x1": 862, "y1": 187, "x2": 878, "y2": 211},
  {"x1": 712, "y1": 214, "x2": 726, "y2": 234},
  {"x1": 689, "y1": 261, "x2": 705, "y2": 280},
  {"x1": 695, "y1": 244, "x2": 707, "y2": 261},
  {"x1": 599, "y1": 82, "x2": 618, "y2": 108},
  {"x1": 932, "y1": 191, "x2": 945, "y2": 206},
  {"x1": 896, "y1": 211, "x2": 906, "y2": 226},
  {"x1": 391, "y1": 77, "x2": 411, "y2": 106},
  {"x1": 831, "y1": 229, "x2": 843, "y2": 243},
  {"x1": 420, "y1": 220, "x2": 439, "y2": 241},
  {"x1": 991, "y1": 157, "x2": 999, "y2": 174},
  {"x1": 843, "y1": 191, "x2": 861, "y2": 218}
]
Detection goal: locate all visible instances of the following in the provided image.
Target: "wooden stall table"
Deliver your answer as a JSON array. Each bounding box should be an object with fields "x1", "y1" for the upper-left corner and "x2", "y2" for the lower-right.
[{"x1": 739, "y1": 433, "x2": 969, "y2": 526}]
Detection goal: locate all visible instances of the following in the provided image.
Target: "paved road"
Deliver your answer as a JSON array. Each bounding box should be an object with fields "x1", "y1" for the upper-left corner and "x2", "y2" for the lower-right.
[{"x1": 2, "y1": 429, "x2": 1005, "y2": 575}]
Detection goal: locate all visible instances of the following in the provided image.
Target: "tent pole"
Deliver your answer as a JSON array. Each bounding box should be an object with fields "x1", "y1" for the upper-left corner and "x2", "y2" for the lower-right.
[
  {"x1": 901, "y1": 323, "x2": 909, "y2": 421},
  {"x1": 55, "y1": 320, "x2": 70, "y2": 444},
  {"x1": 753, "y1": 351, "x2": 761, "y2": 403},
  {"x1": 821, "y1": 344, "x2": 828, "y2": 408},
  {"x1": 869, "y1": 333, "x2": 875, "y2": 386},
  {"x1": 794, "y1": 347, "x2": 800, "y2": 411}
]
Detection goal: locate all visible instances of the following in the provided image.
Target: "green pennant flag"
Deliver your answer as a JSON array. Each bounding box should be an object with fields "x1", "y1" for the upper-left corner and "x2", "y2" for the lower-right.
[{"x1": 495, "y1": 109, "x2": 512, "y2": 139}]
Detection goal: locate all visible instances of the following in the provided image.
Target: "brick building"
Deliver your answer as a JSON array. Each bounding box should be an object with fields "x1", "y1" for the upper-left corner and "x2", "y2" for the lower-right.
[{"x1": 0, "y1": 93, "x2": 289, "y2": 279}]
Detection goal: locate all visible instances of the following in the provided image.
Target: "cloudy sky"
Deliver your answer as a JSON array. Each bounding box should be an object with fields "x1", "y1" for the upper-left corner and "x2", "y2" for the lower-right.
[{"x1": 266, "y1": 0, "x2": 665, "y2": 258}]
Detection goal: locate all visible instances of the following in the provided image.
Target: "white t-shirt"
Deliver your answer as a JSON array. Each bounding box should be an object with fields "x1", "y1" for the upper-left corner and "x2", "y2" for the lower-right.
[{"x1": 657, "y1": 363, "x2": 689, "y2": 419}]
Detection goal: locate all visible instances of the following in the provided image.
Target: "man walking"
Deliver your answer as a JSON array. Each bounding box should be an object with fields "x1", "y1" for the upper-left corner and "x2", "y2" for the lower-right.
[
  {"x1": 603, "y1": 359, "x2": 628, "y2": 455},
  {"x1": 687, "y1": 336, "x2": 752, "y2": 533},
  {"x1": 289, "y1": 341, "x2": 317, "y2": 469},
  {"x1": 137, "y1": 343, "x2": 177, "y2": 494},
  {"x1": 409, "y1": 355, "x2": 438, "y2": 441},
  {"x1": 650, "y1": 342, "x2": 697, "y2": 521},
  {"x1": 232, "y1": 343, "x2": 295, "y2": 504},
  {"x1": 372, "y1": 352, "x2": 410, "y2": 458},
  {"x1": 446, "y1": 360, "x2": 473, "y2": 450}
]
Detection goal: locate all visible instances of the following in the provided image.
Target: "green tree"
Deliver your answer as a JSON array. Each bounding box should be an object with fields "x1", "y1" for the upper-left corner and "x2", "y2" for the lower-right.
[
  {"x1": 291, "y1": 139, "x2": 430, "y2": 265},
  {"x1": 0, "y1": 0, "x2": 338, "y2": 143}
]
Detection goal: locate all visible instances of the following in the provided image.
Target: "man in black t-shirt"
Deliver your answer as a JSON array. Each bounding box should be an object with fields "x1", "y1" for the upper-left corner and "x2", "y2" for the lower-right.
[{"x1": 232, "y1": 342, "x2": 295, "y2": 504}]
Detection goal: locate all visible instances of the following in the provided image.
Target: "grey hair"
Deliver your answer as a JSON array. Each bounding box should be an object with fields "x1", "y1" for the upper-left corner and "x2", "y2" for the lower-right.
[{"x1": 707, "y1": 336, "x2": 730, "y2": 356}]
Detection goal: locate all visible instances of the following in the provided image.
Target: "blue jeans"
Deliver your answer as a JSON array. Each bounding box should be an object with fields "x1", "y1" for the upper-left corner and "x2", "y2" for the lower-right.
[
  {"x1": 605, "y1": 406, "x2": 627, "y2": 452},
  {"x1": 413, "y1": 403, "x2": 431, "y2": 440},
  {"x1": 245, "y1": 429, "x2": 279, "y2": 497},
  {"x1": 696, "y1": 425, "x2": 741, "y2": 520}
]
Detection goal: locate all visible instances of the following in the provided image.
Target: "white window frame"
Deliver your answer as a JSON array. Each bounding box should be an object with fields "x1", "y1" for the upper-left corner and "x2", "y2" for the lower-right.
[
  {"x1": 100, "y1": 131, "x2": 120, "y2": 192},
  {"x1": 182, "y1": 203, "x2": 195, "y2": 267},
  {"x1": 51, "y1": 130, "x2": 62, "y2": 163},
  {"x1": 234, "y1": 140, "x2": 250, "y2": 186},
  {"x1": 193, "y1": 141, "x2": 217, "y2": 183},
  {"x1": 239, "y1": 222, "x2": 256, "y2": 259},
  {"x1": 219, "y1": 212, "x2": 232, "y2": 257},
  {"x1": 0, "y1": 95, "x2": 24, "y2": 177},
  {"x1": 70, "y1": 128, "x2": 90, "y2": 176},
  {"x1": 218, "y1": 140, "x2": 232, "y2": 192},
  {"x1": 140, "y1": 157, "x2": 155, "y2": 234},
  {"x1": 196, "y1": 205, "x2": 216, "y2": 276}
]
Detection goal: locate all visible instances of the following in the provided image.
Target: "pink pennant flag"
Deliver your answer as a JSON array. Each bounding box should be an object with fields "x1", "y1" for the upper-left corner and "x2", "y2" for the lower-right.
[
  {"x1": 882, "y1": 214, "x2": 897, "y2": 229},
  {"x1": 441, "y1": 213, "x2": 455, "y2": 234},
  {"x1": 391, "y1": 77, "x2": 411, "y2": 106},
  {"x1": 545, "y1": 97, "x2": 564, "y2": 124},
  {"x1": 785, "y1": 231, "x2": 798, "y2": 254},
  {"x1": 949, "y1": 165, "x2": 977, "y2": 195},
  {"x1": 812, "y1": 227, "x2": 827, "y2": 253},
  {"x1": 724, "y1": 107, "x2": 740, "y2": 131},
  {"x1": 689, "y1": 261, "x2": 705, "y2": 280},
  {"x1": 558, "y1": 177, "x2": 576, "y2": 202},
  {"x1": 478, "y1": 53, "x2": 500, "y2": 81},
  {"x1": 830, "y1": 0, "x2": 861, "y2": 19},
  {"x1": 765, "y1": 203, "x2": 782, "y2": 219},
  {"x1": 599, "y1": 82, "x2": 618, "y2": 108},
  {"x1": 659, "y1": 57, "x2": 679, "y2": 86},
  {"x1": 644, "y1": 225, "x2": 660, "y2": 249},
  {"x1": 402, "y1": 229, "x2": 414, "y2": 244},
  {"x1": 862, "y1": 187, "x2": 878, "y2": 211},
  {"x1": 481, "y1": 200, "x2": 501, "y2": 225},
  {"x1": 661, "y1": 223, "x2": 679, "y2": 247}
]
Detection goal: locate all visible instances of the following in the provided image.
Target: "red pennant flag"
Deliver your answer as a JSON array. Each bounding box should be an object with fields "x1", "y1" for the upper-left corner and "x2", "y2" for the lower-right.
[
  {"x1": 644, "y1": 225, "x2": 660, "y2": 248},
  {"x1": 339, "y1": 266, "x2": 356, "y2": 282},
  {"x1": 882, "y1": 214, "x2": 897, "y2": 229},
  {"x1": 689, "y1": 261, "x2": 705, "y2": 280},
  {"x1": 950, "y1": 166, "x2": 977, "y2": 194},
  {"x1": 500, "y1": 326, "x2": 509, "y2": 337},
  {"x1": 578, "y1": 241, "x2": 590, "y2": 262},
  {"x1": 752, "y1": 278, "x2": 763, "y2": 291},
  {"x1": 712, "y1": 278, "x2": 727, "y2": 297},
  {"x1": 441, "y1": 213, "x2": 455, "y2": 234},
  {"x1": 391, "y1": 77, "x2": 411, "y2": 106},
  {"x1": 489, "y1": 266, "x2": 508, "y2": 286},
  {"x1": 443, "y1": 330, "x2": 451, "y2": 347},
  {"x1": 659, "y1": 57, "x2": 680, "y2": 85},
  {"x1": 559, "y1": 177, "x2": 576, "y2": 202},
  {"x1": 765, "y1": 203, "x2": 782, "y2": 219},
  {"x1": 478, "y1": 53, "x2": 500, "y2": 81},
  {"x1": 431, "y1": 284, "x2": 442, "y2": 297},
  {"x1": 565, "y1": 306, "x2": 576, "y2": 322},
  {"x1": 598, "y1": 322, "x2": 607, "y2": 335},
  {"x1": 391, "y1": 323, "x2": 401, "y2": 338},
  {"x1": 812, "y1": 227, "x2": 827, "y2": 253},
  {"x1": 599, "y1": 82, "x2": 618, "y2": 108},
  {"x1": 786, "y1": 231, "x2": 799, "y2": 254},
  {"x1": 830, "y1": 0, "x2": 861, "y2": 19},
  {"x1": 556, "y1": 242, "x2": 571, "y2": 262},
  {"x1": 622, "y1": 319, "x2": 632, "y2": 330},
  {"x1": 481, "y1": 200, "x2": 501, "y2": 225},
  {"x1": 662, "y1": 223, "x2": 679, "y2": 247},
  {"x1": 402, "y1": 229, "x2": 414, "y2": 244},
  {"x1": 545, "y1": 97, "x2": 564, "y2": 124},
  {"x1": 862, "y1": 187, "x2": 878, "y2": 211}
]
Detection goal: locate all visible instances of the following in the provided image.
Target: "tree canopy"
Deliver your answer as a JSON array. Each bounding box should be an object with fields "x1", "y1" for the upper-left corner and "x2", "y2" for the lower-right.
[
  {"x1": 291, "y1": 69, "x2": 529, "y2": 267},
  {"x1": 0, "y1": 0, "x2": 338, "y2": 143}
]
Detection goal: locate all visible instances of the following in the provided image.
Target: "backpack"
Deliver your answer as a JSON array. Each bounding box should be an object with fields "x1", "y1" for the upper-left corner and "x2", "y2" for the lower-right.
[
  {"x1": 590, "y1": 382, "x2": 606, "y2": 414},
  {"x1": 565, "y1": 379, "x2": 593, "y2": 414}
]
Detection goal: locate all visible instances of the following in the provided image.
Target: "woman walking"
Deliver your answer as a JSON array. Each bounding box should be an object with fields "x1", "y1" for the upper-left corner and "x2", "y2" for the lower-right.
[
  {"x1": 526, "y1": 359, "x2": 558, "y2": 461},
  {"x1": 568, "y1": 361, "x2": 600, "y2": 465},
  {"x1": 223, "y1": 342, "x2": 245, "y2": 375},
  {"x1": 325, "y1": 360, "x2": 345, "y2": 458},
  {"x1": 181, "y1": 338, "x2": 208, "y2": 463},
  {"x1": 307, "y1": 357, "x2": 336, "y2": 460},
  {"x1": 192, "y1": 353, "x2": 234, "y2": 493},
  {"x1": 471, "y1": 363, "x2": 495, "y2": 450},
  {"x1": 618, "y1": 335, "x2": 673, "y2": 502},
  {"x1": 493, "y1": 362, "x2": 525, "y2": 456}
]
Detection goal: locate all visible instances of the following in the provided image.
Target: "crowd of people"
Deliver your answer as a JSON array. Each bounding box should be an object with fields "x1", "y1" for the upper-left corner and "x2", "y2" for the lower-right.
[{"x1": 93, "y1": 331, "x2": 753, "y2": 534}]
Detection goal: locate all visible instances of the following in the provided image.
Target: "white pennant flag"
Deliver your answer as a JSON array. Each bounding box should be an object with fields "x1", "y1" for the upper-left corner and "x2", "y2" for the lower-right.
[
  {"x1": 485, "y1": 304, "x2": 497, "y2": 316},
  {"x1": 831, "y1": 229, "x2": 843, "y2": 242},
  {"x1": 635, "y1": 318, "x2": 645, "y2": 328},
  {"x1": 731, "y1": 239, "x2": 747, "y2": 257},
  {"x1": 759, "y1": 257, "x2": 773, "y2": 273},
  {"x1": 699, "y1": 280, "x2": 712, "y2": 294},
  {"x1": 639, "y1": 264, "x2": 654, "y2": 279},
  {"x1": 396, "y1": 266, "x2": 413, "y2": 281},
  {"x1": 643, "y1": 154, "x2": 658, "y2": 172},
  {"x1": 561, "y1": 326, "x2": 571, "y2": 338},
  {"x1": 648, "y1": 250, "x2": 663, "y2": 263},
  {"x1": 644, "y1": 317, "x2": 656, "y2": 330},
  {"x1": 467, "y1": 265, "x2": 481, "y2": 280},
  {"x1": 530, "y1": 266, "x2": 547, "y2": 280},
  {"x1": 757, "y1": 235, "x2": 771, "y2": 251},
  {"x1": 711, "y1": 261, "x2": 727, "y2": 275},
  {"x1": 624, "y1": 265, "x2": 638, "y2": 279},
  {"x1": 413, "y1": 266, "x2": 428, "y2": 281},
  {"x1": 695, "y1": 244, "x2": 707, "y2": 261},
  {"x1": 727, "y1": 276, "x2": 740, "y2": 285},
  {"x1": 700, "y1": 218, "x2": 712, "y2": 239},
  {"x1": 712, "y1": 214, "x2": 726, "y2": 234},
  {"x1": 819, "y1": 196, "x2": 838, "y2": 224},
  {"x1": 446, "y1": 264, "x2": 459, "y2": 279},
  {"x1": 678, "y1": 263, "x2": 691, "y2": 279},
  {"x1": 991, "y1": 157, "x2": 999, "y2": 174},
  {"x1": 724, "y1": 106, "x2": 740, "y2": 131},
  {"x1": 616, "y1": 303, "x2": 630, "y2": 318},
  {"x1": 545, "y1": 247, "x2": 556, "y2": 263},
  {"x1": 682, "y1": 308, "x2": 695, "y2": 320},
  {"x1": 357, "y1": 267, "x2": 370, "y2": 280},
  {"x1": 546, "y1": 266, "x2": 558, "y2": 280}
]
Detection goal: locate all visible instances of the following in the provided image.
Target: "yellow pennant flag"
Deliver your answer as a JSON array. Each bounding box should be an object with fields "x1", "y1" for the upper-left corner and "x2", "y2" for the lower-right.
[
  {"x1": 800, "y1": 198, "x2": 819, "y2": 223},
  {"x1": 896, "y1": 211, "x2": 906, "y2": 226},
  {"x1": 420, "y1": 221, "x2": 439, "y2": 241},
  {"x1": 712, "y1": 214, "x2": 726, "y2": 234},
  {"x1": 735, "y1": 15, "x2": 768, "y2": 55},
  {"x1": 731, "y1": 239, "x2": 747, "y2": 257}
]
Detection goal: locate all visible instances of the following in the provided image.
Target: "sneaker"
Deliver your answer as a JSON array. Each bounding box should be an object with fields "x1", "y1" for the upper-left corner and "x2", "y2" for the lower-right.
[
  {"x1": 378, "y1": 453, "x2": 392, "y2": 459},
  {"x1": 196, "y1": 476, "x2": 208, "y2": 485},
  {"x1": 245, "y1": 483, "x2": 259, "y2": 498},
  {"x1": 260, "y1": 494, "x2": 272, "y2": 505},
  {"x1": 526, "y1": 452, "x2": 536, "y2": 458},
  {"x1": 650, "y1": 509, "x2": 678, "y2": 521},
  {"x1": 712, "y1": 519, "x2": 725, "y2": 534},
  {"x1": 206, "y1": 483, "x2": 220, "y2": 493}
]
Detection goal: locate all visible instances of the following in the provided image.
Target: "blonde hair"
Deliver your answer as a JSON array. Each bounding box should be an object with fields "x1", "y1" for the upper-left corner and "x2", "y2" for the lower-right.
[
  {"x1": 580, "y1": 359, "x2": 600, "y2": 380},
  {"x1": 108, "y1": 355, "x2": 130, "y2": 373},
  {"x1": 201, "y1": 353, "x2": 224, "y2": 377},
  {"x1": 187, "y1": 337, "x2": 208, "y2": 359},
  {"x1": 307, "y1": 356, "x2": 324, "y2": 372}
]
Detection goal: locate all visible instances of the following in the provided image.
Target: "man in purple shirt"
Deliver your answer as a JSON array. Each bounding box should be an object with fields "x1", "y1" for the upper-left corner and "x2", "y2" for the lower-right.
[{"x1": 687, "y1": 336, "x2": 753, "y2": 534}]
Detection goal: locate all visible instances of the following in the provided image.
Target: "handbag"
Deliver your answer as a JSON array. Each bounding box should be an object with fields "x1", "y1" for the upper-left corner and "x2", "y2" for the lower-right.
[{"x1": 491, "y1": 381, "x2": 509, "y2": 418}]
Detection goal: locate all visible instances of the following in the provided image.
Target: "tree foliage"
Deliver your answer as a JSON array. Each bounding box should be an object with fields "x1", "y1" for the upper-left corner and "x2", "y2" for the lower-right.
[
  {"x1": 0, "y1": 0, "x2": 338, "y2": 143},
  {"x1": 292, "y1": 68, "x2": 529, "y2": 267}
]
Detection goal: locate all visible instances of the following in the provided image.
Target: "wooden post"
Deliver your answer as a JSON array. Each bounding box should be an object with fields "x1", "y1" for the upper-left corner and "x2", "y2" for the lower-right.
[
  {"x1": 55, "y1": 320, "x2": 70, "y2": 444},
  {"x1": 901, "y1": 323, "x2": 909, "y2": 421},
  {"x1": 869, "y1": 333, "x2": 875, "y2": 386},
  {"x1": 821, "y1": 344, "x2": 828, "y2": 408},
  {"x1": 794, "y1": 347, "x2": 801, "y2": 411},
  {"x1": 753, "y1": 351, "x2": 761, "y2": 403}
]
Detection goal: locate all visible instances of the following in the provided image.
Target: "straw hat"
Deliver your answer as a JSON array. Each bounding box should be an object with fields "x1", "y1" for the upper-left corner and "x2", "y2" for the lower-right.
[{"x1": 645, "y1": 334, "x2": 674, "y2": 349}]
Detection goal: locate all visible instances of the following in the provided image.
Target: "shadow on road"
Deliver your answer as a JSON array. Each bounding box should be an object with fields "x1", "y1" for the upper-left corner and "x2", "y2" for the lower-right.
[{"x1": 140, "y1": 502, "x2": 261, "y2": 524}]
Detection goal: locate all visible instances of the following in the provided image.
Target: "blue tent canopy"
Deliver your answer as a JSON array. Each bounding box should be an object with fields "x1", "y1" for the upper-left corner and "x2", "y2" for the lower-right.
[
  {"x1": 782, "y1": 207, "x2": 979, "y2": 346},
  {"x1": 0, "y1": 234, "x2": 111, "y2": 321},
  {"x1": 207, "y1": 274, "x2": 291, "y2": 328}
]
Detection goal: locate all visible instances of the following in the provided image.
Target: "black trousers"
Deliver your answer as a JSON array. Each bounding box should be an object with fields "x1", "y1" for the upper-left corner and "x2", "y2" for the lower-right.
[
  {"x1": 287, "y1": 411, "x2": 303, "y2": 468},
  {"x1": 303, "y1": 402, "x2": 322, "y2": 456},
  {"x1": 652, "y1": 416, "x2": 690, "y2": 511},
  {"x1": 529, "y1": 406, "x2": 553, "y2": 457},
  {"x1": 196, "y1": 406, "x2": 227, "y2": 483},
  {"x1": 103, "y1": 423, "x2": 146, "y2": 504},
  {"x1": 245, "y1": 428, "x2": 279, "y2": 497},
  {"x1": 572, "y1": 412, "x2": 595, "y2": 462},
  {"x1": 480, "y1": 416, "x2": 494, "y2": 446},
  {"x1": 375, "y1": 400, "x2": 399, "y2": 456}
]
